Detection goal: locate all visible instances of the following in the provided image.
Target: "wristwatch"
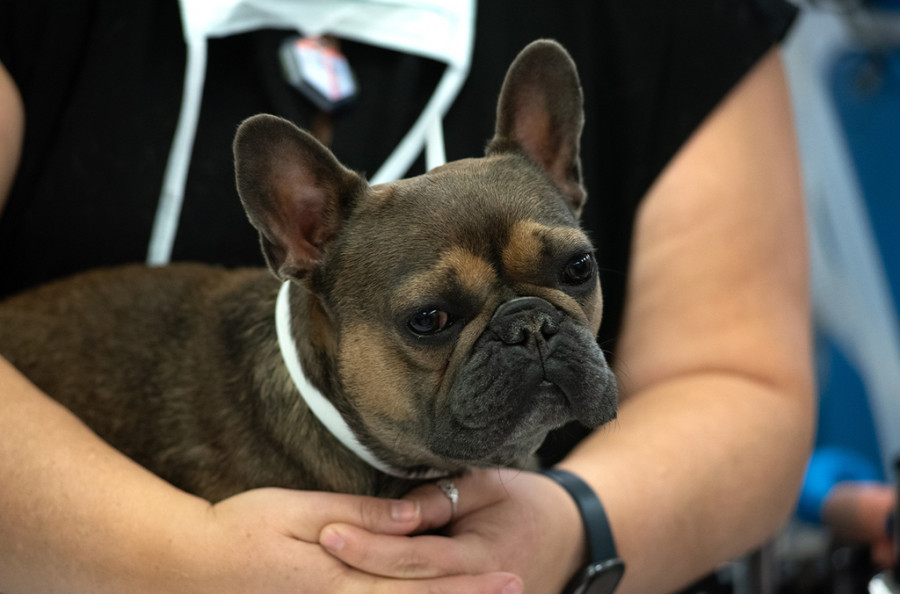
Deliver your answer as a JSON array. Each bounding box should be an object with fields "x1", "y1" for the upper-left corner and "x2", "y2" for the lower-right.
[{"x1": 540, "y1": 468, "x2": 626, "y2": 594}]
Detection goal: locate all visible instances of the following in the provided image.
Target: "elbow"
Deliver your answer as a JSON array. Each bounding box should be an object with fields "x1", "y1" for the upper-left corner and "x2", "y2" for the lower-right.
[{"x1": 759, "y1": 369, "x2": 818, "y2": 544}]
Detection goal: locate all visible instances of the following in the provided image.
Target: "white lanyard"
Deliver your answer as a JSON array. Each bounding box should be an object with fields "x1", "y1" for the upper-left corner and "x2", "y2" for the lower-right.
[
  {"x1": 276, "y1": 281, "x2": 447, "y2": 479},
  {"x1": 147, "y1": 0, "x2": 475, "y2": 265}
]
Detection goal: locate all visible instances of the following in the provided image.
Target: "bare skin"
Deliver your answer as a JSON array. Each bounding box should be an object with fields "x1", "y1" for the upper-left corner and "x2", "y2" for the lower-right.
[
  {"x1": 0, "y1": 355, "x2": 522, "y2": 593},
  {"x1": 320, "y1": 48, "x2": 815, "y2": 593},
  {"x1": 0, "y1": 60, "x2": 520, "y2": 593},
  {"x1": 824, "y1": 482, "x2": 895, "y2": 568},
  {"x1": 0, "y1": 47, "x2": 812, "y2": 593},
  {"x1": 0, "y1": 60, "x2": 23, "y2": 211}
]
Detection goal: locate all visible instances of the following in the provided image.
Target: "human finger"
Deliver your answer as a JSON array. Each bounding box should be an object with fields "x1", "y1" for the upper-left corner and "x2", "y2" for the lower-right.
[
  {"x1": 352, "y1": 569, "x2": 523, "y2": 594},
  {"x1": 404, "y1": 469, "x2": 519, "y2": 531},
  {"x1": 213, "y1": 487, "x2": 423, "y2": 543},
  {"x1": 320, "y1": 525, "x2": 487, "y2": 579}
]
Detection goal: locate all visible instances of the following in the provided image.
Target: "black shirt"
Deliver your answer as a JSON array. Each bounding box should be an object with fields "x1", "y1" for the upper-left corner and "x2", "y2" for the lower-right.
[{"x1": 0, "y1": 0, "x2": 797, "y2": 459}]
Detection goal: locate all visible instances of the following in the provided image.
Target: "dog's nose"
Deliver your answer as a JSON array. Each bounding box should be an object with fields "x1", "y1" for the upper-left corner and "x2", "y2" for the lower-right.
[{"x1": 489, "y1": 297, "x2": 561, "y2": 345}]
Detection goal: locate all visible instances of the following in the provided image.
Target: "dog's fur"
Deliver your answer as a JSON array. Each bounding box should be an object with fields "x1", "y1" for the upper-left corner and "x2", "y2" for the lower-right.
[{"x1": 0, "y1": 40, "x2": 617, "y2": 501}]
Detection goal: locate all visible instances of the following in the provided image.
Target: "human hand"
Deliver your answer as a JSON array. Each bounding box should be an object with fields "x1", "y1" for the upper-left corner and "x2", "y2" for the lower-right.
[
  {"x1": 319, "y1": 468, "x2": 586, "y2": 593},
  {"x1": 823, "y1": 481, "x2": 896, "y2": 569},
  {"x1": 174, "y1": 487, "x2": 522, "y2": 593}
]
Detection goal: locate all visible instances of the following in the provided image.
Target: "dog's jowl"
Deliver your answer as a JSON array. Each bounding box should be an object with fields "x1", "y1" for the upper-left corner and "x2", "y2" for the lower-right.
[{"x1": 0, "y1": 40, "x2": 617, "y2": 501}]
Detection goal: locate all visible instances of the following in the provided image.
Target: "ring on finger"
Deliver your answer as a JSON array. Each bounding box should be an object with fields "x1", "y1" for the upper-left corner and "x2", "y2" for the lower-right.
[{"x1": 436, "y1": 478, "x2": 459, "y2": 521}]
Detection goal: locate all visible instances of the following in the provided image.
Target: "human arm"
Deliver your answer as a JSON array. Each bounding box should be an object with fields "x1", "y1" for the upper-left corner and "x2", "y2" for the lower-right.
[
  {"x1": 552, "y1": 45, "x2": 814, "y2": 591},
  {"x1": 0, "y1": 356, "x2": 521, "y2": 593},
  {"x1": 0, "y1": 59, "x2": 24, "y2": 212},
  {"x1": 319, "y1": 47, "x2": 814, "y2": 593},
  {"x1": 823, "y1": 482, "x2": 896, "y2": 568}
]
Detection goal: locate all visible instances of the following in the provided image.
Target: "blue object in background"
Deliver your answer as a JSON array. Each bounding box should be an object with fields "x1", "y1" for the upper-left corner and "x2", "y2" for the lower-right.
[
  {"x1": 830, "y1": 52, "x2": 900, "y2": 289},
  {"x1": 814, "y1": 334, "x2": 884, "y2": 479},
  {"x1": 800, "y1": 45, "x2": 900, "y2": 523},
  {"x1": 826, "y1": 46, "x2": 900, "y2": 468},
  {"x1": 821, "y1": 46, "x2": 900, "y2": 475},
  {"x1": 871, "y1": 0, "x2": 900, "y2": 10},
  {"x1": 798, "y1": 446, "x2": 882, "y2": 523}
]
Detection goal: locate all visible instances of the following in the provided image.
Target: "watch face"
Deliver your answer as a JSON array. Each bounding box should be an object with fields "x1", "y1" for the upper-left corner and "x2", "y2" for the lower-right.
[{"x1": 574, "y1": 559, "x2": 625, "y2": 594}]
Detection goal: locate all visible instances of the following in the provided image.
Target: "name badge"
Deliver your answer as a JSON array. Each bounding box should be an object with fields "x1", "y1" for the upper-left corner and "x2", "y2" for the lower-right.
[{"x1": 280, "y1": 35, "x2": 359, "y2": 112}]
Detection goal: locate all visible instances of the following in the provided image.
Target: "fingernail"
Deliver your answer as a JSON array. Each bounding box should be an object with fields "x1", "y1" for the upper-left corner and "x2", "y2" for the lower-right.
[
  {"x1": 502, "y1": 578, "x2": 523, "y2": 594},
  {"x1": 320, "y1": 528, "x2": 345, "y2": 552},
  {"x1": 391, "y1": 499, "x2": 419, "y2": 522}
]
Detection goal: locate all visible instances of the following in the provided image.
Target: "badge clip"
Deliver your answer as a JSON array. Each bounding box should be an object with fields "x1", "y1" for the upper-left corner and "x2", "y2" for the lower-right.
[{"x1": 280, "y1": 35, "x2": 359, "y2": 113}]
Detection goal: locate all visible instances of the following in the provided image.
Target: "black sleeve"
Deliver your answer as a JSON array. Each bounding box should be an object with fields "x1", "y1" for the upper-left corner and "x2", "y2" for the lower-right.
[
  {"x1": 461, "y1": 0, "x2": 798, "y2": 463},
  {"x1": 0, "y1": 0, "x2": 186, "y2": 298},
  {"x1": 0, "y1": 0, "x2": 796, "y2": 308}
]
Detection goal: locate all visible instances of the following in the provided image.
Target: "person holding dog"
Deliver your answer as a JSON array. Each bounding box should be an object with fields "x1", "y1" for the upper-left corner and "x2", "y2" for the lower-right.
[{"x1": 0, "y1": 1, "x2": 812, "y2": 593}]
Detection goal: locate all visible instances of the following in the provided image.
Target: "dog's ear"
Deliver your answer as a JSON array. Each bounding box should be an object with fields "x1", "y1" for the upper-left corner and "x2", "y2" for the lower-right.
[
  {"x1": 487, "y1": 40, "x2": 586, "y2": 216},
  {"x1": 234, "y1": 114, "x2": 366, "y2": 281}
]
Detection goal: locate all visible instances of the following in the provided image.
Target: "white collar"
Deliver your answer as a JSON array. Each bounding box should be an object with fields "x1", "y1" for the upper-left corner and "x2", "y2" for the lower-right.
[{"x1": 275, "y1": 281, "x2": 446, "y2": 480}]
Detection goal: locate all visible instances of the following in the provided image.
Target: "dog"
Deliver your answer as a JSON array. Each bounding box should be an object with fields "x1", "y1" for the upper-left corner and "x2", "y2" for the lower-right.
[{"x1": 0, "y1": 40, "x2": 617, "y2": 502}]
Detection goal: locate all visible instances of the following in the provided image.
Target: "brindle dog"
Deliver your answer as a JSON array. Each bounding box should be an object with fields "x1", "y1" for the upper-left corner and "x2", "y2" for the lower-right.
[{"x1": 0, "y1": 40, "x2": 617, "y2": 501}]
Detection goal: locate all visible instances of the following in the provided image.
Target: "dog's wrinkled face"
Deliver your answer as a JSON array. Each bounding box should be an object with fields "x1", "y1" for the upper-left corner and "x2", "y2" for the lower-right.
[
  {"x1": 234, "y1": 39, "x2": 618, "y2": 473},
  {"x1": 328, "y1": 155, "x2": 616, "y2": 470}
]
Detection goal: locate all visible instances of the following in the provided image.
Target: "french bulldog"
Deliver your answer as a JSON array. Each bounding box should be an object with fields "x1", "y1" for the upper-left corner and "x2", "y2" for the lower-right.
[{"x1": 0, "y1": 40, "x2": 617, "y2": 501}]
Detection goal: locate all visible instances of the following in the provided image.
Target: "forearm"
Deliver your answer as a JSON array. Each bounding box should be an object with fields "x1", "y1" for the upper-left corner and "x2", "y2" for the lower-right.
[
  {"x1": 0, "y1": 60, "x2": 24, "y2": 210},
  {"x1": 0, "y1": 356, "x2": 210, "y2": 593},
  {"x1": 558, "y1": 48, "x2": 814, "y2": 593},
  {"x1": 560, "y1": 372, "x2": 813, "y2": 592},
  {"x1": 0, "y1": 62, "x2": 202, "y2": 594}
]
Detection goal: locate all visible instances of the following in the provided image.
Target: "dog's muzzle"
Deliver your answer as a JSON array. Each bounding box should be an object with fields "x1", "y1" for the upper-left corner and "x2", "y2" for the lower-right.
[
  {"x1": 489, "y1": 296, "x2": 561, "y2": 347},
  {"x1": 426, "y1": 295, "x2": 617, "y2": 465}
]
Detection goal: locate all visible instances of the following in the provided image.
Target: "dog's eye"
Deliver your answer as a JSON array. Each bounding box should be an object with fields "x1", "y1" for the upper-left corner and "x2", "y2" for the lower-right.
[
  {"x1": 561, "y1": 253, "x2": 595, "y2": 285},
  {"x1": 408, "y1": 309, "x2": 452, "y2": 336}
]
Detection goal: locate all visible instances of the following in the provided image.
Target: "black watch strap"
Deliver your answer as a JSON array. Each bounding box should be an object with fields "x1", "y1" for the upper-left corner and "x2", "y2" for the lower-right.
[{"x1": 541, "y1": 468, "x2": 625, "y2": 594}]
